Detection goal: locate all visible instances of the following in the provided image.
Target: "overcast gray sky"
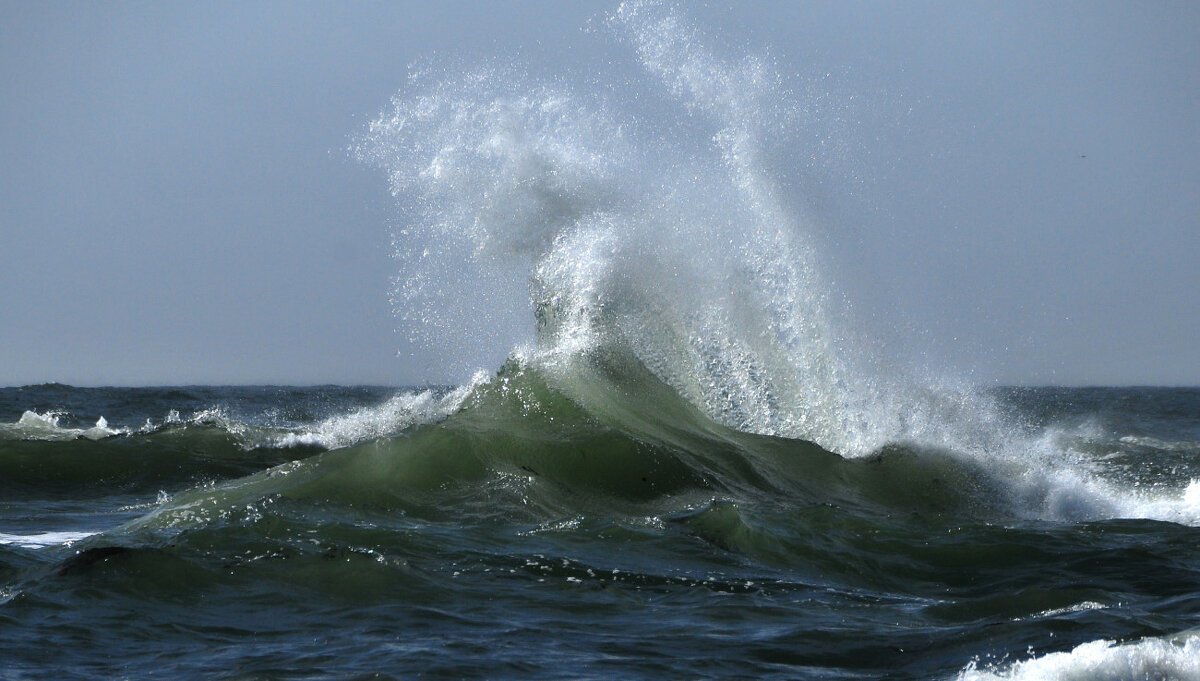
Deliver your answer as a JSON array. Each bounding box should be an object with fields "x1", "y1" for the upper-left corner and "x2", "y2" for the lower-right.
[{"x1": 1, "y1": 1, "x2": 1197, "y2": 386}]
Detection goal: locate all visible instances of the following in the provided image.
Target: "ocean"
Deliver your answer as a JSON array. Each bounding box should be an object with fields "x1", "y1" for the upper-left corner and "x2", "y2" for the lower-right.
[
  {"x1": 1, "y1": 382, "x2": 1199, "y2": 680},
  {"x1": 4, "y1": 2, "x2": 1199, "y2": 679}
]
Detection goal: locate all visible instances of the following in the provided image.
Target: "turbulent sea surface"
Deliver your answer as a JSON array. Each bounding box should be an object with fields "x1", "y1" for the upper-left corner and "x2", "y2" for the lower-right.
[
  {"x1": 5, "y1": 2, "x2": 1200, "y2": 679},
  {"x1": 1, "y1": 382, "x2": 1199, "y2": 680}
]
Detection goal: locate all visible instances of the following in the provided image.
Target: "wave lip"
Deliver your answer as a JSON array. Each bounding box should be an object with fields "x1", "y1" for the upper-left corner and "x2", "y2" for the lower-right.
[{"x1": 269, "y1": 378, "x2": 483, "y2": 450}]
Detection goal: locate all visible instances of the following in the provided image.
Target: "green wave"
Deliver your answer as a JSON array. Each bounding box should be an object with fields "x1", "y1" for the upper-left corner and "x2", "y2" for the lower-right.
[{"x1": 108, "y1": 350, "x2": 1004, "y2": 550}]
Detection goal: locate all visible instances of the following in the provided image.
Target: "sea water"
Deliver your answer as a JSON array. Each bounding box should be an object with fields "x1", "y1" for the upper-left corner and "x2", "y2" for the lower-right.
[{"x1": 3, "y1": 2, "x2": 1199, "y2": 679}]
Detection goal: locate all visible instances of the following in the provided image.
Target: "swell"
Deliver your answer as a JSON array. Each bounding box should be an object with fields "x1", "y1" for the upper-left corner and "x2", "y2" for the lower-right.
[
  {"x1": 0, "y1": 427, "x2": 322, "y2": 498},
  {"x1": 105, "y1": 352, "x2": 1006, "y2": 553},
  {"x1": 0, "y1": 384, "x2": 473, "y2": 497},
  {"x1": 24, "y1": 363, "x2": 1200, "y2": 632}
]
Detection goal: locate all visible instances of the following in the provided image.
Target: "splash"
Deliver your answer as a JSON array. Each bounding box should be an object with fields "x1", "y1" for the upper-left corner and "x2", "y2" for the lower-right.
[
  {"x1": 355, "y1": 2, "x2": 875, "y2": 454},
  {"x1": 355, "y1": 1, "x2": 1199, "y2": 525}
]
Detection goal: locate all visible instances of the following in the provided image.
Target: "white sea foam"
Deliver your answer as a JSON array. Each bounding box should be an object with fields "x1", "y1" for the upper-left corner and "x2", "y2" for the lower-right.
[
  {"x1": 272, "y1": 374, "x2": 486, "y2": 450},
  {"x1": 0, "y1": 531, "x2": 99, "y2": 549},
  {"x1": 0, "y1": 411, "x2": 122, "y2": 441},
  {"x1": 957, "y1": 632, "x2": 1200, "y2": 681}
]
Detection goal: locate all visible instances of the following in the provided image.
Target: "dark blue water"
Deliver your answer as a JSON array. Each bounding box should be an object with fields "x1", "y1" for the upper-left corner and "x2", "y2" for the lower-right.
[{"x1": 2, "y1": 379, "x2": 1199, "y2": 680}]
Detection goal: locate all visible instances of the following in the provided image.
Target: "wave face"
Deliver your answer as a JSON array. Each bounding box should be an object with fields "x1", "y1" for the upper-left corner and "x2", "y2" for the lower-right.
[{"x1": 4, "y1": 3, "x2": 1200, "y2": 680}]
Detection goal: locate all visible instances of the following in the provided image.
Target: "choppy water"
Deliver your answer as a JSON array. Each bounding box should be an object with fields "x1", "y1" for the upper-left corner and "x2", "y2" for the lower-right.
[
  {"x1": 5, "y1": 2, "x2": 1199, "y2": 679},
  {"x1": 3, "y1": 380, "x2": 1200, "y2": 680}
]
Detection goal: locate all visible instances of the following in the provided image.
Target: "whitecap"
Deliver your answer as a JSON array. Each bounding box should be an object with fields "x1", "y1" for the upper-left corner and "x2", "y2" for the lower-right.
[
  {"x1": 0, "y1": 531, "x2": 99, "y2": 549},
  {"x1": 958, "y1": 632, "x2": 1200, "y2": 681}
]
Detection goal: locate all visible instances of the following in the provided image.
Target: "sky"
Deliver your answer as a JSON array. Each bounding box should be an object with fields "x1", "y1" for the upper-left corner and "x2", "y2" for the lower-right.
[{"x1": 1, "y1": 1, "x2": 1197, "y2": 387}]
